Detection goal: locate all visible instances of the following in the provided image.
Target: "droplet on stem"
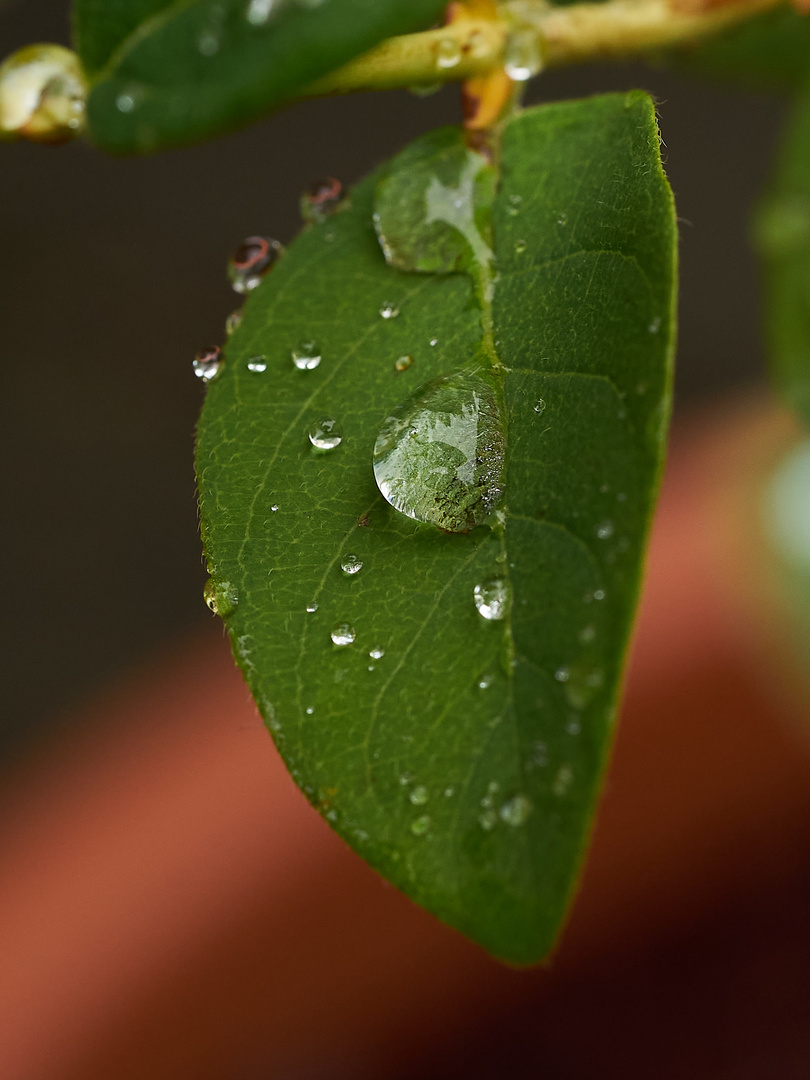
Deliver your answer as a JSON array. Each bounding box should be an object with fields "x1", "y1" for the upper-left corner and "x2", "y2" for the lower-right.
[
  {"x1": 504, "y1": 28, "x2": 543, "y2": 81},
  {"x1": 0, "y1": 45, "x2": 86, "y2": 144}
]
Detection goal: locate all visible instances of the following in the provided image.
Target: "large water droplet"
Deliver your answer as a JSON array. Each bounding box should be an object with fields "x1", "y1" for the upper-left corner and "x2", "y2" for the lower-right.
[
  {"x1": 301, "y1": 177, "x2": 343, "y2": 223},
  {"x1": 292, "y1": 340, "x2": 322, "y2": 370},
  {"x1": 473, "y1": 578, "x2": 510, "y2": 621},
  {"x1": 330, "y1": 622, "x2": 355, "y2": 646},
  {"x1": 372, "y1": 371, "x2": 506, "y2": 532},
  {"x1": 193, "y1": 346, "x2": 222, "y2": 382},
  {"x1": 340, "y1": 553, "x2": 363, "y2": 575},
  {"x1": 499, "y1": 795, "x2": 532, "y2": 826},
  {"x1": 504, "y1": 28, "x2": 543, "y2": 81},
  {"x1": 227, "y1": 235, "x2": 283, "y2": 294},
  {"x1": 308, "y1": 416, "x2": 342, "y2": 450},
  {"x1": 435, "y1": 37, "x2": 461, "y2": 69}
]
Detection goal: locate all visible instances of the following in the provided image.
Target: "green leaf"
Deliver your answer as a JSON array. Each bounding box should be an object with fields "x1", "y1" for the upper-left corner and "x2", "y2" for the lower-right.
[
  {"x1": 677, "y1": 9, "x2": 810, "y2": 92},
  {"x1": 757, "y1": 85, "x2": 810, "y2": 425},
  {"x1": 78, "y1": 0, "x2": 447, "y2": 153},
  {"x1": 196, "y1": 92, "x2": 677, "y2": 963}
]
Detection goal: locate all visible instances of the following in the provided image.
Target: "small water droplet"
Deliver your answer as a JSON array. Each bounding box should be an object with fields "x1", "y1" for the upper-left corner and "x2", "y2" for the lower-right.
[
  {"x1": 411, "y1": 815, "x2": 431, "y2": 836},
  {"x1": 533, "y1": 398, "x2": 546, "y2": 414},
  {"x1": 394, "y1": 354, "x2": 414, "y2": 372},
  {"x1": 477, "y1": 672, "x2": 494, "y2": 690},
  {"x1": 305, "y1": 706, "x2": 314, "y2": 715},
  {"x1": 330, "y1": 622, "x2": 355, "y2": 646},
  {"x1": 306, "y1": 602, "x2": 318, "y2": 613},
  {"x1": 373, "y1": 371, "x2": 506, "y2": 532},
  {"x1": 479, "y1": 809, "x2": 498, "y2": 830},
  {"x1": 531, "y1": 740, "x2": 548, "y2": 767},
  {"x1": 193, "y1": 345, "x2": 222, "y2": 382},
  {"x1": 555, "y1": 667, "x2": 570, "y2": 683},
  {"x1": 435, "y1": 36, "x2": 461, "y2": 69},
  {"x1": 247, "y1": 356, "x2": 267, "y2": 373},
  {"x1": 225, "y1": 310, "x2": 243, "y2": 336},
  {"x1": 245, "y1": 0, "x2": 280, "y2": 26},
  {"x1": 340, "y1": 553, "x2": 363, "y2": 575},
  {"x1": 514, "y1": 238, "x2": 527, "y2": 255},
  {"x1": 594, "y1": 588, "x2": 606, "y2": 601},
  {"x1": 474, "y1": 578, "x2": 510, "y2": 621},
  {"x1": 429, "y1": 337, "x2": 438, "y2": 347},
  {"x1": 227, "y1": 235, "x2": 283, "y2": 294},
  {"x1": 203, "y1": 577, "x2": 238, "y2": 617},
  {"x1": 197, "y1": 30, "x2": 220, "y2": 56},
  {"x1": 444, "y1": 786, "x2": 455, "y2": 798},
  {"x1": 565, "y1": 717, "x2": 581, "y2": 735},
  {"x1": 579, "y1": 624, "x2": 596, "y2": 644},
  {"x1": 379, "y1": 301, "x2": 400, "y2": 320},
  {"x1": 596, "y1": 520, "x2": 614, "y2": 540},
  {"x1": 648, "y1": 316, "x2": 661, "y2": 334},
  {"x1": 399, "y1": 772, "x2": 413, "y2": 786},
  {"x1": 308, "y1": 416, "x2": 343, "y2": 450},
  {"x1": 499, "y1": 794, "x2": 532, "y2": 826},
  {"x1": 369, "y1": 646, "x2": 385, "y2": 660},
  {"x1": 116, "y1": 92, "x2": 135, "y2": 113},
  {"x1": 270, "y1": 504, "x2": 279, "y2": 512},
  {"x1": 292, "y1": 340, "x2": 322, "y2": 371},
  {"x1": 506, "y1": 194, "x2": 522, "y2": 217},
  {"x1": 504, "y1": 28, "x2": 543, "y2": 81},
  {"x1": 301, "y1": 176, "x2": 343, "y2": 223},
  {"x1": 409, "y1": 785, "x2": 429, "y2": 805},
  {"x1": 552, "y1": 764, "x2": 574, "y2": 797}
]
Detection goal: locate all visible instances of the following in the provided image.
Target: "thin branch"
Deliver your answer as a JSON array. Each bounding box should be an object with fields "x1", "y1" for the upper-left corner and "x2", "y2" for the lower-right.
[{"x1": 303, "y1": 0, "x2": 789, "y2": 98}]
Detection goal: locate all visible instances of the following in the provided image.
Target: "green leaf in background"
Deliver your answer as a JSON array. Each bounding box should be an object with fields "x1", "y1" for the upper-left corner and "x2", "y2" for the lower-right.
[
  {"x1": 196, "y1": 92, "x2": 677, "y2": 963},
  {"x1": 77, "y1": 0, "x2": 447, "y2": 153},
  {"x1": 757, "y1": 85, "x2": 810, "y2": 426},
  {"x1": 677, "y1": 8, "x2": 810, "y2": 93}
]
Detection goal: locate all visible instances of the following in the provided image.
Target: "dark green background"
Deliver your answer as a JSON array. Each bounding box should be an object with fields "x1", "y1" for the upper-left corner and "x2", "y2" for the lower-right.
[{"x1": 0, "y1": 0, "x2": 784, "y2": 770}]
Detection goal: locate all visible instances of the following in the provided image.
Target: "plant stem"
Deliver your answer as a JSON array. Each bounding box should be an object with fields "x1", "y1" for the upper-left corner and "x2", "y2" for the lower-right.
[{"x1": 304, "y1": 0, "x2": 788, "y2": 98}]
